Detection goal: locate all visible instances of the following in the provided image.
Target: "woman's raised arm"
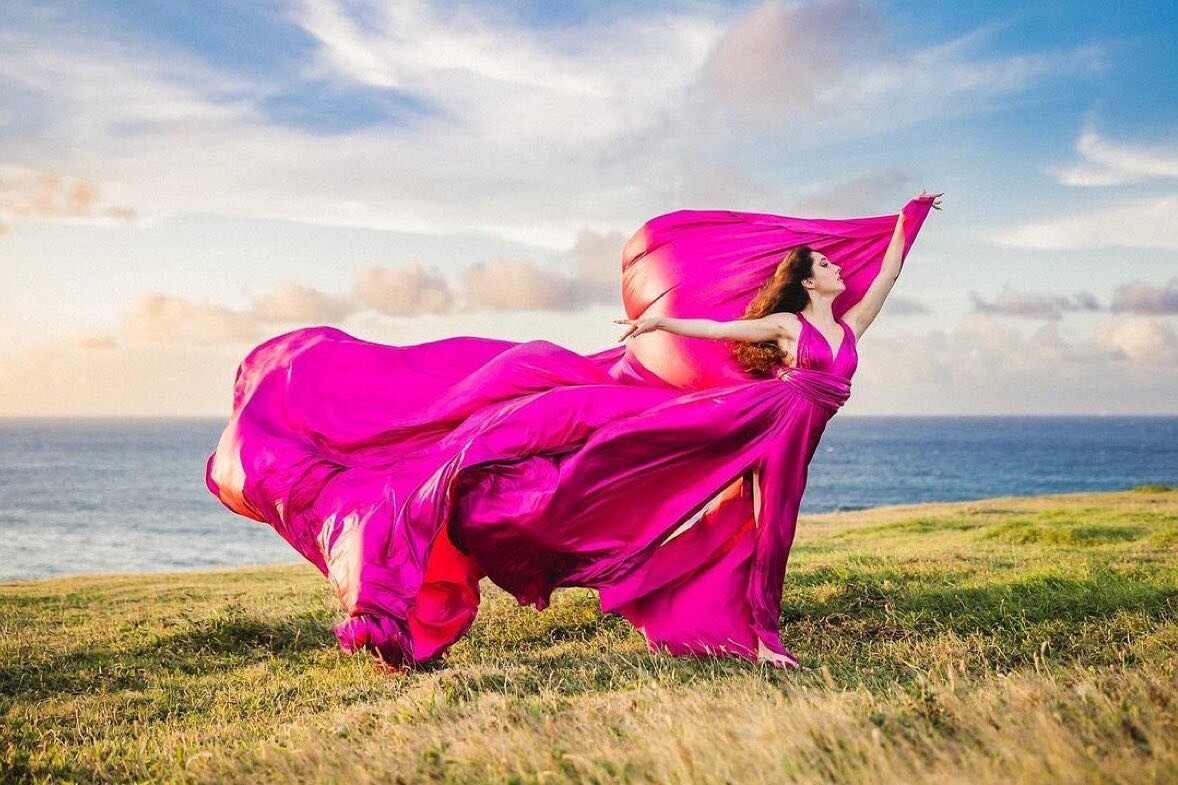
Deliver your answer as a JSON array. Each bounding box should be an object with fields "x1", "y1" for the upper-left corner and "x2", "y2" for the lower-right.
[{"x1": 843, "y1": 191, "x2": 942, "y2": 337}]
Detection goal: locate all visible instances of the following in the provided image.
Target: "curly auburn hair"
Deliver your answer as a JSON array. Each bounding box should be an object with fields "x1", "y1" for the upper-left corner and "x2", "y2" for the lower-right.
[{"x1": 728, "y1": 245, "x2": 817, "y2": 377}]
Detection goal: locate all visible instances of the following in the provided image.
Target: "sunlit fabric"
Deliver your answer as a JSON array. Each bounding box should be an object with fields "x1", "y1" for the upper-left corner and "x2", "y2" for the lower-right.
[{"x1": 205, "y1": 197, "x2": 936, "y2": 671}]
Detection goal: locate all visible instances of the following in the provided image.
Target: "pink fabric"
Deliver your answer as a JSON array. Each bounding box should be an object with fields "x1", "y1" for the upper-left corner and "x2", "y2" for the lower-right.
[
  {"x1": 618, "y1": 199, "x2": 934, "y2": 388},
  {"x1": 205, "y1": 197, "x2": 936, "y2": 671}
]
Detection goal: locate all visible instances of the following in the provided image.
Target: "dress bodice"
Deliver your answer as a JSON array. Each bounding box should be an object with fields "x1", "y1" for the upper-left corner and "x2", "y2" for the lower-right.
[{"x1": 776, "y1": 312, "x2": 858, "y2": 381}]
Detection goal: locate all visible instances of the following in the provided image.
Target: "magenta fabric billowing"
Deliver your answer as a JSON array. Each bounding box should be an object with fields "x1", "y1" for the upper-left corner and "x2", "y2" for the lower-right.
[
  {"x1": 619, "y1": 198, "x2": 935, "y2": 389},
  {"x1": 205, "y1": 196, "x2": 936, "y2": 671}
]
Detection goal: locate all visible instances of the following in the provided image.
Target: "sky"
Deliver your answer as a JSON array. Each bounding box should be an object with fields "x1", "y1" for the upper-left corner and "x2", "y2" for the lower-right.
[{"x1": 1, "y1": 0, "x2": 1176, "y2": 416}]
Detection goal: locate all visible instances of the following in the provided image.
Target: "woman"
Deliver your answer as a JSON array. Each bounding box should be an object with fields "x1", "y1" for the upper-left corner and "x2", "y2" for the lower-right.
[{"x1": 205, "y1": 192, "x2": 942, "y2": 672}]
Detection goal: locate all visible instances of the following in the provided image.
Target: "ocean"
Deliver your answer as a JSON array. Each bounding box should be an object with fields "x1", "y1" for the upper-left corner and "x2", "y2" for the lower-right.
[{"x1": 1, "y1": 416, "x2": 1174, "y2": 582}]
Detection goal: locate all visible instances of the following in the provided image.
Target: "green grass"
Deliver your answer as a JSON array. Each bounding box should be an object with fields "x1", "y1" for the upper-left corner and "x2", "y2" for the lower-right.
[{"x1": 2, "y1": 485, "x2": 1176, "y2": 784}]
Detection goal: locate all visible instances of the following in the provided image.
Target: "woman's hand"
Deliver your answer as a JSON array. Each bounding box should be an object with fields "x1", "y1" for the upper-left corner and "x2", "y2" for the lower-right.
[
  {"x1": 917, "y1": 190, "x2": 944, "y2": 210},
  {"x1": 614, "y1": 316, "x2": 662, "y2": 342}
]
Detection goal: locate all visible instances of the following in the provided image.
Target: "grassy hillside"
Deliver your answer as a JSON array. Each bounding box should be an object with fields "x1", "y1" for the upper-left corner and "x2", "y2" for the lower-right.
[{"x1": 2, "y1": 485, "x2": 1176, "y2": 784}]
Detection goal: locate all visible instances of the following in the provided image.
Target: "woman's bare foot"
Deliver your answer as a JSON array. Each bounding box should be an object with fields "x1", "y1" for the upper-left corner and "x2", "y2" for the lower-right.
[{"x1": 756, "y1": 638, "x2": 799, "y2": 669}]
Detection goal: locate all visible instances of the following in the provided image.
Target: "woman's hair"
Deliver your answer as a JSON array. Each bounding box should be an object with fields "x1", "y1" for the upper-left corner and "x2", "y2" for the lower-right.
[{"x1": 729, "y1": 245, "x2": 816, "y2": 377}]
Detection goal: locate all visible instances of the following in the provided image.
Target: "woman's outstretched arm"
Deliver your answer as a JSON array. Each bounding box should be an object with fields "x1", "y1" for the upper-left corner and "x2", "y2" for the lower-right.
[{"x1": 615, "y1": 314, "x2": 790, "y2": 343}]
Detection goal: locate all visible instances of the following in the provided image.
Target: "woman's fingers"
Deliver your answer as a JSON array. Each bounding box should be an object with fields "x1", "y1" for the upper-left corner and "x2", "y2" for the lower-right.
[
  {"x1": 918, "y1": 191, "x2": 945, "y2": 210},
  {"x1": 615, "y1": 319, "x2": 634, "y2": 341}
]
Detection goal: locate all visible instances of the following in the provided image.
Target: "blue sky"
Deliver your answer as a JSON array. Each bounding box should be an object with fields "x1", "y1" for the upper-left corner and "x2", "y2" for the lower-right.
[{"x1": 1, "y1": 0, "x2": 1175, "y2": 415}]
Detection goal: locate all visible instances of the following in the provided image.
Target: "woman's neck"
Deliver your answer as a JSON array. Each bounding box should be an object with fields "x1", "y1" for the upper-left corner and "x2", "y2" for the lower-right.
[{"x1": 800, "y1": 298, "x2": 836, "y2": 326}]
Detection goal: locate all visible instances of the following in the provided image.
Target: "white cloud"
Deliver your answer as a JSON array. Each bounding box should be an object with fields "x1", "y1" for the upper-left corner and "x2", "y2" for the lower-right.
[
  {"x1": 568, "y1": 228, "x2": 630, "y2": 285},
  {"x1": 354, "y1": 262, "x2": 454, "y2": 315},
  {"x1": 970, "y1": 286, "x2": 1101, "y2": 320},
  {"x1": 685, "y1": 2, "x2": 1107, "y2": 147},
  {"x1": 0, "y1": 340, "x2": 246, "y2": 417},
  {"x1": 1110, "y1": 278, "x2": 1178, "y2": 315},
  {"x1": 1045, "y1": 125, "x2": 1178, "y2": 186},
  {"x1": 83, "y1": 250, "x2": 623, "y2": 352},
  {"x1": 0, "y1": 8, "x2": 258, "y2": 156},
  {"x1": 0, "y1": 165, "x2": 136, "y2": 233},
  {"x1": 880, "y1": 296, "x2": 930, "y2": 316},
  {"x1": 252, "y1": 280, "x2": 359, "y2": 323},
  {"x1": 0, "y1": 1, "x2": 730, "y2": 247},
  {"x1": 117, "y1": 293, "x2": 262, "y2": 345},
  {"x1": 993, "y1": 193, "x2": 1178, "y2": 251},
  {"x1": 1000, "y1": 126, "x2": 1178, "y2": 252},
  {"x1": 847, "y1": 315, "x2": 1178, "y2": 415},
  {"x1": 690, "y1": 0, "x2": 892, "y2": 120},
  {"x1": 461, "y1": 253, "x2": 586, "y2": 308},
  {"x1": 0, "y1": 0, "x2": 1110, "y2": 250},
  {"x1": 793, "y1": 169, "x2": 913, "y2": 216},
  {"x1": 105, "y1": 280, "x2": 370, "y2": 347},
  {"x1": 1094, "y1": 317, "x2": 1178, "y2": 364},
  {"x1": 293, "y1": 0, "x2": 615, "y2": 98}
]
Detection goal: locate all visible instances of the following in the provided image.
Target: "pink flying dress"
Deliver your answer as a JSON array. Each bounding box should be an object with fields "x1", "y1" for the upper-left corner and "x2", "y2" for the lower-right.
[{"x1": 205, "y1": 196, "x2": 937, "y2": 671}]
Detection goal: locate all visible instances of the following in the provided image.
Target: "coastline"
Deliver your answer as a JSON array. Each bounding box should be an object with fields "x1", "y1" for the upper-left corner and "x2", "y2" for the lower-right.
[{"x1": 3, "y1": 484, "x2": 1172, "y2": 588}]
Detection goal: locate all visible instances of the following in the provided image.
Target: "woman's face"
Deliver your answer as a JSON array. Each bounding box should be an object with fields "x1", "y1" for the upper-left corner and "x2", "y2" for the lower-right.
[{"x1": 807, "y1": 253, "x2": 845, "y2": 294}]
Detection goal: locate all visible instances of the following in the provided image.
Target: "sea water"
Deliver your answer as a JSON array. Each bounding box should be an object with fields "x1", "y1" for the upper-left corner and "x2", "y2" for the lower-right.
[{"x1": 1, "y1": 416, "x2": 1174, "y2": 581}]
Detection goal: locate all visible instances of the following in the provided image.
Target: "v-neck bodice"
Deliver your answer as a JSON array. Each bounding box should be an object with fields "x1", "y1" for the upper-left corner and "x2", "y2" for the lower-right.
[{"x1": 776, "y1": 312, "x2": 858, "y2": 381}]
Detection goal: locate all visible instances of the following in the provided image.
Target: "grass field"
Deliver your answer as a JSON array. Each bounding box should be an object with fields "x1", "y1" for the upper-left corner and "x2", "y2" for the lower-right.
[{"x1": 2, "y1": 485, "x2": 1175, "y2": 784}]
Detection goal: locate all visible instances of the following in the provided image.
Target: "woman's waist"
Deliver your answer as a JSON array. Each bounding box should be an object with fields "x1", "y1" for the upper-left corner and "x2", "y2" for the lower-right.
[
  {"x1": 776, "y1": 365, "x2": 851, "y2": 381},
  {"x1": 775, "y1": 366, "x2": 852, "y2": 411}
]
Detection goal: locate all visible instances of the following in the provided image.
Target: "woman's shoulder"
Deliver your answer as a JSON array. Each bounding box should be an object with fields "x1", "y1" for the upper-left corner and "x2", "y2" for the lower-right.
[{"x1": 766, "y1": 311, "x2": 801, "y2": 338}]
